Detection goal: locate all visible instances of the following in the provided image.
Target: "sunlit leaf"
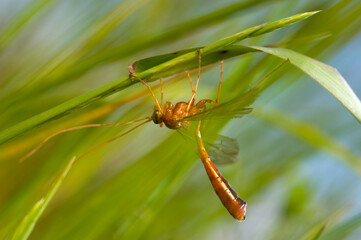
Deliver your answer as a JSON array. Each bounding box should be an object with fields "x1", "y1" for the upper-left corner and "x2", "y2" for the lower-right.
[{"x1": 250, "y1": 46, "x2": 361, "y2": 123}]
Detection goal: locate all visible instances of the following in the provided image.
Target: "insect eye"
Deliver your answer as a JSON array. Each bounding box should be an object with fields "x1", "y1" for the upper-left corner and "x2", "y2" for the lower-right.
[{"x1": 152, "y1": 109, "x2": 161, "y2": 124}]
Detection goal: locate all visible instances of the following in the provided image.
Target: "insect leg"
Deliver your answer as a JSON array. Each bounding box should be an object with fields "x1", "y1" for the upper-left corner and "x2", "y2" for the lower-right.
[
  {"x1": 20, "y1": 117, "x2": 150, "y2": 162},
  {"x1": 185, "y1": 71, "x2": 194, "y2": 91},
  {"x1": 187, "y1": 50, "x2": 201, "y2": 112},
  {"x1": 75, "y1": 119, "x2": 151, "y2": 164},
  {"x1": 196, "y1": 99, "x2": 218, "y2": 109}
]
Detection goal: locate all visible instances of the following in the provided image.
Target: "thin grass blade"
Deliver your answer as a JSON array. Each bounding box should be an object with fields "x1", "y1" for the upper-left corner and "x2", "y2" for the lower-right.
[
  {"x1": 318, "y1": 212, "x2": 361, "y2": 240},
  {"x1": 10, "y1": 157, "x2": 75, "y2": 240},
  {"x1": 298, "y1": 222, "x2": 328, "y2": 240},
  {"x1": 254, "y1": 109, "x2": 361, "y2": 174},
  {"x1": 201, "y1": 11, "x2": 319, "y2": 53},
  {"x1": 0, "y1": 0, "x2": 56, "y2": 51},
  {"x1": 296, "y1": 209, "x2": 346, "y2": 240}
]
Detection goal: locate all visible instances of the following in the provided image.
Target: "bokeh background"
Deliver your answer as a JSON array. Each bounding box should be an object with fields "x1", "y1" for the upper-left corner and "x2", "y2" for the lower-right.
[{"x1": 1, "y1": 0, "x2": 361, "y2": 239}]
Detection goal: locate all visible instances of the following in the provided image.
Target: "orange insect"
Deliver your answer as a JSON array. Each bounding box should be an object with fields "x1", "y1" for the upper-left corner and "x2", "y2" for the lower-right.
[
  {"x1": 22, "y1": 50, "x2": 288, "y2": 221},
  {"x1": 131, "y1": 51, "x2": 219, "y2": 130},
  {"x1": 130, "y1": 51, "x2": 251, "y2": 221}
]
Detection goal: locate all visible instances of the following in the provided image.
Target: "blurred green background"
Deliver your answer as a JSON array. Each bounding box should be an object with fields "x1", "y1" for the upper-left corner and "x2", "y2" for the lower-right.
[{"x1": 1, "y1": 0, "x2": 361, "y2": 239}]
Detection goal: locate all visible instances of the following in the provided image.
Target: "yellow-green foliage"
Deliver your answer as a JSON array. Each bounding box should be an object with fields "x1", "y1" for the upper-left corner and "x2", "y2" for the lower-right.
[{"x1": 1, "y1": 0, "x2": 361, "y2": 239}]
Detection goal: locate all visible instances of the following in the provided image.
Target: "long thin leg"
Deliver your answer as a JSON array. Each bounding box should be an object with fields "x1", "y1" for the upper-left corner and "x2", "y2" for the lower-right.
[
  {"x1": 216, "y1": 60, "x2": 223, "y2": 104},
  {"x1": 187, "y1": 50, "x2": 201, "y2": 112},
  {"x1": 160, "y1": 78, "x2": 163, "y2": 107},
  {"x1": 131, "y1": 74, "x2": 162, "y2": 112},
  {"x1": 75, "y1": 119, "x2": 151, "y2": 164},
  {"x1": 19, "y1": 117, "x2": 150, "y2": 162},
  {"x1": 196, "y1": 99, "x2": 218, "y2": 109},
  {"x1": 185, "y1": 71, "x2": 194, "y2": 91}
]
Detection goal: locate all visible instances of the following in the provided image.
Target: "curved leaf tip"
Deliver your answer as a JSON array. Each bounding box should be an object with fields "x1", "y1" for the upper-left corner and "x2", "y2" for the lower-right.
[{"x1": 250, "y1": 46, "x2": 361, "y2": 123}]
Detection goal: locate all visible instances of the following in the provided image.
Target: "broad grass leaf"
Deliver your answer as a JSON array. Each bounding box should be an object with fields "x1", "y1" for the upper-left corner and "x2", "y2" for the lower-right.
[{"x1": 250, "y1": 46, "x2": 361, "y2": 123}]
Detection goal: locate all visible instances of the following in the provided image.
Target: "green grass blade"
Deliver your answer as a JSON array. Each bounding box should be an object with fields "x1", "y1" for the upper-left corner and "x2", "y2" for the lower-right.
[
  {"x1": 249, "y1": 11, "x2": 321, "y2": 38},
  {"x1": 297, "y1": 209, "x2": 346, "y2": 240},
  {"x1": 77, "y1": 0, "x2": 149, "y2": 53},
  {"x1": 251, "y1": 46, "x2": 361, "y2": 123},
  {"x1": 318, "y1": 213, "x2": 361, "y2": 240},
  {"x1": 66, "y1": 0, "x2": 272, "y2": 77},
  {"x1": 254, "y1": 109, "x2": 361, "y2": 174},
  {"x1": 0, "y1": 0, "x2": 56, "y2": 51},
  {"x1": 130, "y1": 47, "x2": 201, "y2": 73},
  {"x1": 10, "y1": 157, "x2": 75, "y2": 240},
  {"x1": 0, "y1": 46, "x2": 254, "y2": 145},
  {"x1": 0, "y1": 0, "x2": 146, "y2": 115},
  {"x1": 130, "y1": 45, "x2": 257, "y2": 74},
  {"x1": 12, "y1": 0, "x2": 272, "y2": 99},
  {"x1": 201, "y1": 11, "x2": 319, "y2": 53},
  {"x1": 0, "y1": 12, "x2": 317, "y2": 145},
  {"x1": 298, "y1": 222, "x2": 328, "y2": 240},
  {"x1": 132, "y1": 12, "x2": 319, "y2": 81},
  {"x1": 133, "y1": 11, "x2": 319, "y2": 79}
]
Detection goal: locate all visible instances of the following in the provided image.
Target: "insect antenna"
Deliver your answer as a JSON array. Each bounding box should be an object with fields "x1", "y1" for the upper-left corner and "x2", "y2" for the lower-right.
[
  {"x1": 20, "y1": 117, "x2": 151, "y2": 162},
  {"x1": 74, "y1": 119, "x2": 151, "y2": 164},
  {"x1": 131, "y1": 74, "x2": 162, "y2": 112},
  {"x1": 185, "y1": 71, "x2": 195, "y2": 92}
]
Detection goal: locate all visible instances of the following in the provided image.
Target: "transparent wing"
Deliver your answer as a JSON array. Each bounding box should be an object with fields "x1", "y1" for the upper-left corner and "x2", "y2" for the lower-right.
[
  {"x1": 175, "y1": 89, "x2": 260, "y2": 164},
  {"x1": 182, "y1": 88, "x2": 260, "y2": 122},
  {"x1": 207, "y1": 135, "x2": 239, "y2": 164},
  {"x1": 177, "y1": 126, "x2": 239, "y2": 165}
]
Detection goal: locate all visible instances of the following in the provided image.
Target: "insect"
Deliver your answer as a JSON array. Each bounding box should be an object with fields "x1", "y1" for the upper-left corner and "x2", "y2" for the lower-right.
[
  {"x1": 22, "y1": 50, "x2": 288, "y2": 221},
  {"x1": 130, "y1": 51, "x2": 251, "y2": 221},
  {"x1": 130, "y1": 51, "x2": 219, "y2": 130}
]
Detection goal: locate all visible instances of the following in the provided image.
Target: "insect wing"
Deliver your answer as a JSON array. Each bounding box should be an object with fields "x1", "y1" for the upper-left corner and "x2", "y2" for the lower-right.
[
  {"x1": 177, "y1": 127, "x2": 240, "y2": 165},
  {"x1": 182, "y1": 88, "x2": 260, "y2": 122},
  {"x1": 207, "y1": 134, "x2": 239, "y2": 164}
]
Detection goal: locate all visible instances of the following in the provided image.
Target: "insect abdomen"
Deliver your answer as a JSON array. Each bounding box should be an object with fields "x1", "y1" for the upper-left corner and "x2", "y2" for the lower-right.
[{"x1": 202, "y1": 158, "x2": 247, "y2": 221}]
